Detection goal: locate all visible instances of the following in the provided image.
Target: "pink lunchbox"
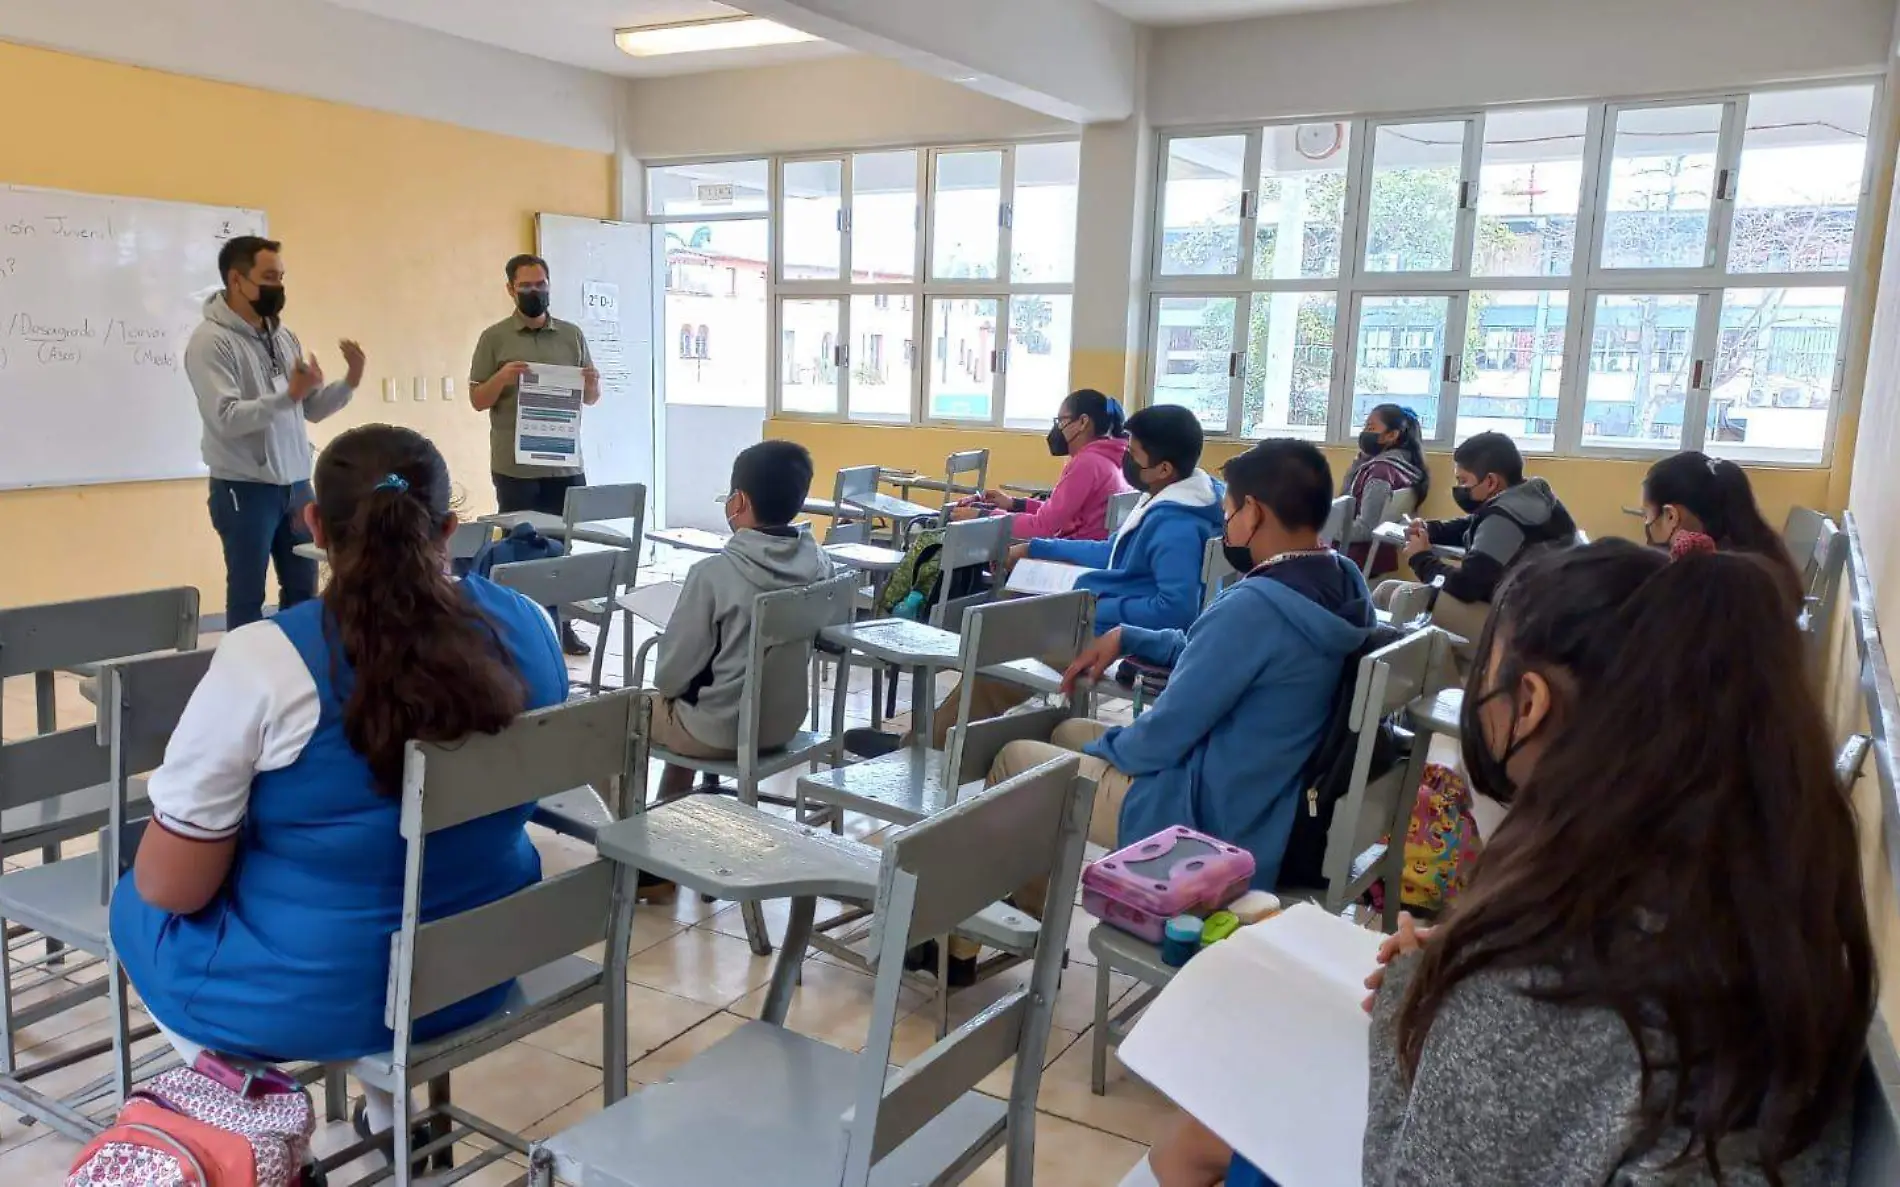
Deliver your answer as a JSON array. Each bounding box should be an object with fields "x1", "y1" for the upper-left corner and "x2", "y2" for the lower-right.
[{"x1": 1081, "y1": 826, "x2": 1256, "y2": 943}]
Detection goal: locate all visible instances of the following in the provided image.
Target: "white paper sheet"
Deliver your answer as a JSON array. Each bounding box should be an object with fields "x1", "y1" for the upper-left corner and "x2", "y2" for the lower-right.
[
  {"x1": 1004, "y1": 558, "x2": 1091, "y2": 596},
  {"x1": 1118, "y1": 904, "x2": 1384, "y2": 1187},
  {"x1": 514, "y1": 363, "x2": 586, "y2": 468}
]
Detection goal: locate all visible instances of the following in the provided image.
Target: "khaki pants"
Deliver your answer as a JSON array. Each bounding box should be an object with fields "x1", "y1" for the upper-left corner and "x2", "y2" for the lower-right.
[
  {"x1": 650, "y1": 696, "x2": 735, "y2": 800},
  {"x1": 1372, "y1": 579, "x2": 1490, "y2": 645},
  {"x1": 985, "y1": 718, "x2": 1133, "y2": 921},
  {"x1": 927, "y1": 645, "x2": 1078, "y2": 748}
]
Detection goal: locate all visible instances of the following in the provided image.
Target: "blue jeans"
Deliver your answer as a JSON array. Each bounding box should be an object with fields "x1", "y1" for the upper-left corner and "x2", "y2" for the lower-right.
[{"x1": 208, "y1": 479, "x2": 317, "y2": 630}]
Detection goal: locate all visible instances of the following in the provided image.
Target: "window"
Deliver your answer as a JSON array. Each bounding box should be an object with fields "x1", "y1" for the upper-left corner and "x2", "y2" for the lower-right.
[
  {"x1": 1148, "y1": 82, "x2": 1875, "y2": 463},
  {"x1": 648, "y1": 160, "x2": 771, "y2": 218},
  {"x1": 928, "y1": 297, "x2": 1000, "y2": 420},
  {"x1": 779, "y1": 299, "x2": 839, "y2": 413},
  {"x1": 781, "y1": 158, "x2": 843, "y2": 281},
  {"x1": 932, "y1": 150, "x2": 1004, "y2": 281},
  {"x1": 850, "y1": 295, "x2": 911, "y2": 421},
  {"x1": 695, "y1": 325, "x2": 710, "y2": 360},
  {"x1": 852, "y1": 150, "x2": 917, "y2": 284},
  {"x1": 655, "y1": 216, "x2": 768, "y2": 408}
]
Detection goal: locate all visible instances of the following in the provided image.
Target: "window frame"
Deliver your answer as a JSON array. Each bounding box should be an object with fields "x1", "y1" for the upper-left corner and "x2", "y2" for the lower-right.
[{"x1": 1145, "y1": 77, "x2": 1882, "y2": 467}]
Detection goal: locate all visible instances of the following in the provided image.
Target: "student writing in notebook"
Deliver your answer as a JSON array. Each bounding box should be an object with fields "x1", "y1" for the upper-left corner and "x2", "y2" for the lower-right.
[
  {"x1": 1150, "y1": 540, "x2": 1871, "y2": 1186},
  {"x1": 948, "y1": 388, "x2": 1132, "y2": 541}
]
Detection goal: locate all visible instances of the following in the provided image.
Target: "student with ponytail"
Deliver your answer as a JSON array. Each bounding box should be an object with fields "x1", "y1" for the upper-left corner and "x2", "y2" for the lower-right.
[
  {"x1": 112, "y1": 424, "x2": 569, "y2": 1139},
  {"x1": 1641, "y1": 449, "x2": 1802, "y2": 603},
  {"x1": 951, "y1": 387, "x2": 1133, "y2": 541},
  {"x1": 1341, "y1": 403, "x2": 1430, "y2": 574}
]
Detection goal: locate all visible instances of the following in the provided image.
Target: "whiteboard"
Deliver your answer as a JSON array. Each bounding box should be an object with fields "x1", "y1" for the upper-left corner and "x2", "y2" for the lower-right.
[
  {"x1": 0, "y1": 185, "x2": 267, "y2": 490},
  {"x1": 535, "y1": 213, "x2": 655, "y2": 513}
]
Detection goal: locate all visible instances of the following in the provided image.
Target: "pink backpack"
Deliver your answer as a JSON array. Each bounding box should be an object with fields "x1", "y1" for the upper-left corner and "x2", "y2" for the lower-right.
[{"x1": 67, "y1": 1056, "x2": 317, "y2": 1187}]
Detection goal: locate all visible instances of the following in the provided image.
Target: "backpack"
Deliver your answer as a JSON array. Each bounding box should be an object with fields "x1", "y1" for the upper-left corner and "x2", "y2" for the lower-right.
[
  {"x1": 1278, "y1": 623, "x2": 1406, "y2": 891},
  {"x1": 463, "y1": 522, "x2": 564, "y2": 579},
  {"x1": 68, "y1": 1057, "x2": 317, "y2": 1187},
  {"x1": 874, "y1": 529, "x2": 990, "y2": 619}
]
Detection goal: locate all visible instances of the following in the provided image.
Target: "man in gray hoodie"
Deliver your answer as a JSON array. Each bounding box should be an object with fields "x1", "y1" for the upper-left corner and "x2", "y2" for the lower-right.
[
  {"x1": 650, "y1": 440, "x2": 832, "y2": 801},
  {"x1": 185, "y1": 236, "x2": 363, "y2": 628}
]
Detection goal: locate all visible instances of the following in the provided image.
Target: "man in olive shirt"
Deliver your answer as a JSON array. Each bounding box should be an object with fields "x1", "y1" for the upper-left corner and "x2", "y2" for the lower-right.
[{"x1": 470, "y1": 252, "x2": 601, "y2": 652}]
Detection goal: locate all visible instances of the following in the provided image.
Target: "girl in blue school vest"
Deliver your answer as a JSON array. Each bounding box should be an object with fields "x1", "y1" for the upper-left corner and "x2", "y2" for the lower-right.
[{"x1": 111, "y1": 424, "x2": 568, "y2": 1137}]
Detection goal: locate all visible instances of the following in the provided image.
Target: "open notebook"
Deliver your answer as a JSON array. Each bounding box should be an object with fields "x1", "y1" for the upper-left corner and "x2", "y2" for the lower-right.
[
  {"x1": 1119, "y1": 904, "x2": 1384, "y2": 1187},
  {"x1": 1003, "y1": 558, "x2": 1093, "y2": 596}
]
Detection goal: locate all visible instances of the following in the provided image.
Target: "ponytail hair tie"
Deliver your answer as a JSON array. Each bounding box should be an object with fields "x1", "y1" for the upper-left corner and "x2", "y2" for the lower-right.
[
  {"x1": 1105, "y1": 397, "x2": 1125, "y2": 420},
  {"x1": 374, "y1": 473, "x2": 410, "y2": 493},
  {"x1": 1669, "y1": 530, "x2": 1718, "y2": 560}
]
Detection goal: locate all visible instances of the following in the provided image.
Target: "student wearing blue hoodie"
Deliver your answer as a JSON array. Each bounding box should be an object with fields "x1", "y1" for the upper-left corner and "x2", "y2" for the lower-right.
[
  {"x1": 987, "y1": 439, "x2": 1374, "y2": 900},
  {"x1": 925, "y1": 405, "x2": 1224, "y2": 747}
]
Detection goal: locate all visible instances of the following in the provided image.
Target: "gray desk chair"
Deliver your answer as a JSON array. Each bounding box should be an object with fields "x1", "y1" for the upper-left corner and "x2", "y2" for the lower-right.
[
  {"x1": 490, "y1": 550, "x2": 624, "y2": 696},
  {"x1": 1783, "y1": 505, "x2": 1828, "y2": 569},
  {"x1": 336, "y1": 691, "x2": 641, "y2": 1185},
  {"x1": 807, "y1": 464, "x2": 881, "y2": 523},
  {"x1": 877, "y1": 514, "x2": 1009, "y2": 720},
  {"x1": 0, "y1": 648, "x2": 213, "y2": 1138},
  {"x1": 629, "y1": 573, "x2": 860, "y2": 955},
  {"x1": 1320, "y1": 494, "x2": 1356, "y2": 550},
  {"x1": 815, "y1": 519, "x2": 895, "y2": 730},
  {"x1": 529, "y1": 752, "x2": 1093, "y2": 1187},
  {"x1": 1201, "y1": 536, "x2": 1240, "y2": 612},
  {"x1": 1084, "y1": 629, "x2": 1446, "y2": 1094},
  {"x1": 1358, "y1": 488, "x2": 1418, "y2": 578},
  {"x1": 938, "y1": 448, "x2": 991, "y2": 514},
  {"x1": 1105, "y1": 489, "x2": 1141, "y2": 535},
  {"x1": 1799, "y1": 515, "x2": 1848, "y2": 670}
]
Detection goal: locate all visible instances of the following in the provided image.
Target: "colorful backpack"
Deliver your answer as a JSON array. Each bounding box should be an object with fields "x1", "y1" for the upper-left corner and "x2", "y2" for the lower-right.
[
  {"x1": 68, "y1": 1057, "x2": 318, "y2": 1187},
  {"x1": 874, "y1": 528, "x2": 946, "y2": 618}
]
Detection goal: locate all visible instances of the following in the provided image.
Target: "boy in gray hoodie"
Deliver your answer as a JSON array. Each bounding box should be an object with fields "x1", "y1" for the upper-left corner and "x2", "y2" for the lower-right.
[{"x1": 651, "y1": 441, "x2": 832, "y2": 801}]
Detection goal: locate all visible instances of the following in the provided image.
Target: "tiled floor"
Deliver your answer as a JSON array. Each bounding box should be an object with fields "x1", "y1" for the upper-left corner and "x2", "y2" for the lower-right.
[{"x1": 0, "y1": 555, "x2": 1169, "y2": 1184}]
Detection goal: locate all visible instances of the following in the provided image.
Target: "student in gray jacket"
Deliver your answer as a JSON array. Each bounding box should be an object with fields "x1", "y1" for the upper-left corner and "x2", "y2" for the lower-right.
[
  {"x1": 1148, "y1": 541, "x2": 1870, "y2": 1187},
  {"x1": 650, "y1": 441, "x2": 832, "y2": 805},
  {"x1": 185, "y1": 236, "x2": 363, "y2": 628}
]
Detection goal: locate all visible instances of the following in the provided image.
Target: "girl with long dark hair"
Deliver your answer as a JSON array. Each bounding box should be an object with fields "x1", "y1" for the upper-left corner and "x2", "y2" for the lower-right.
[
  {"x1": 1642, "y1": 449, "x2": 1803, "y2": 603},
  {"x1": 1342, "y1": 404, "x2": 1429, "y2": 575},
  {"x1": 112, "y1": 424, "x2": 569, "y2": 1138}
]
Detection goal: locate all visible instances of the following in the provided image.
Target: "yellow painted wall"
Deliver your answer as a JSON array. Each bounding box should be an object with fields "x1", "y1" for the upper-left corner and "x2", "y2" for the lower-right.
[
  {"x1": 768, "y1": 415, "x2": 1839, "y2": 546},
  {"x1": 0, "y1": 42, "x2": 612, "y2": 609}
]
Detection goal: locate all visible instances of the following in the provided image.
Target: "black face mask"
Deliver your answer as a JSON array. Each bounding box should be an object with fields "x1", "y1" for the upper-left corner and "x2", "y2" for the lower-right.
[
  {"x1": 1047, "y1": 423, "x2": 1071, "y2": 457},
  {"x1": 1451, "y1": 483, "x2": 1483, "y2": 514},
  {"x1": 1642, "y1": 513, "x2": 1673, "y2": 550},
  {"x1": 1122, "y1": 455, "x2": 1152, "y2": 491},
  {"x1": 516, "y1": 290, "x2": 550, "y2": 319},
  {"x1": 1358, "y1": 431, "x2": 1384, "y2": 456},
  {"x1": 250, "y1": 283, "x2": 286, "y2": 320},
  {"x1": 1221, "y1": 508, "x2": 1256, "y2": 576},
  {"x1": 1460, "y1": 680, "x2": 1535, "y2": 807}
]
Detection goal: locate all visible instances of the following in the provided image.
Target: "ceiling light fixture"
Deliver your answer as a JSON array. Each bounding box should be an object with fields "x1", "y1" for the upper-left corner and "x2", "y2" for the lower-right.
[{"x1": 615, "y1": 15, "x2": 820, "y2": 57}]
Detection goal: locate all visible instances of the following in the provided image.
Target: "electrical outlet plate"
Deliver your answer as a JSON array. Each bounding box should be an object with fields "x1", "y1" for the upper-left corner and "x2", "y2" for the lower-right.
[
  {"x1": 382, "y1": 378, "x2": 398, "y2": 404},
  {"x1": 412, "y1": 377, "x2": 428, "y2": 402},
  {"x1": 442, "y1": 377, "x2": 456, "y2": 401}
]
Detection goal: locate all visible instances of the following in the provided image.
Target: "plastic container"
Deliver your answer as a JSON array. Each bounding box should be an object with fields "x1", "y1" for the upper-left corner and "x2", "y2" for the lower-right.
[
  {"x1": 1161, "y1": 915, "x2": 1203, "y2": 967},
  {"x1": 1081, "y1": 826, "x2": 1257, "y2": 943},
  {"x1": 1199, "y1": 910, "x2": 1241, "y2": 947}
]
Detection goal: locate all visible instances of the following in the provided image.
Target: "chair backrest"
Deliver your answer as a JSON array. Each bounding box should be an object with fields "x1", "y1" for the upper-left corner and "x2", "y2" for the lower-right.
[
  {"x1": 562, "y1": 482, "x2": 648, "y2": 538},
  {"x1": 385, "y1": 690, "x2": 639, "y2": 1049},
  {"x1": 97, "y1": 649, "x2": 218, "y2": 886},
  {"x1": 941, "y1": 449, "x2": 990, "y2": 509},
  {"x1": 733, "y1": 574, "x2": 860, "y2": 771},
  {"x1": 842, "y1": 754, "x2": 1090, "y2": 1186},
  {"x1": 942, "y1": 591, "x2": 1092, "y2": 785},
  {"x1": 0, "y1": 586, "x2": 200, "y2": 743},
  {"x1": 1319, "y1": 629, "x2": 1445, "y2": 906},
  {"x1": 1384, "y1": 488, "x2": 1419, "y2": 522},
  {"x1": 825, "y1": 519, "x2": 870, "y2": 547},
  {"x1": 930, "y1": 515, "x2": 1009, "y2": 632},
  {"x1": 1784, "y1": 505, "x2": 1828, "y2": 568},
  {"x1": 490, "y1": 549, "x2": 622, "y2": 608},
  {"x1": 1201, "y1": 537, "x2": 1239, "y2": 611},
  {"x1": 835, "y1": 465, "x2": 882, "y2": 506},
  {"x1": 1105, "y1": 489, "x2": 1141, "y2": 535},
  {"x1": 449, "y1": 521, "x2": 497, "y2": 563},
  {"x1": 1320, "y1": 495, "x2": 1355, "y2": 549}
]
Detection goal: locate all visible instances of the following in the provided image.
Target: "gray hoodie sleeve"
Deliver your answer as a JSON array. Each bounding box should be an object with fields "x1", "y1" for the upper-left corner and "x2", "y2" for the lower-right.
[
  {"x1": 652, "y1": 562, "x2": 721, "y2": 699},
  {"x1": 185, "y1": 329, "x2": 292, "y2": 437},
  {"x1": 285, "y1": 330, "x2": 355, "y2": 424}
]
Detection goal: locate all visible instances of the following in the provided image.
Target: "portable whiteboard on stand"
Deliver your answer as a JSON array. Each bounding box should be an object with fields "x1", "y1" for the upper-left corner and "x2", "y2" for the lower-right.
[
  {"x1": 0, "y1": 185, "x2": 265, "y2": 490},
  {"x1": 534, "y1": 213, "x2": 657, "y2": 522}
]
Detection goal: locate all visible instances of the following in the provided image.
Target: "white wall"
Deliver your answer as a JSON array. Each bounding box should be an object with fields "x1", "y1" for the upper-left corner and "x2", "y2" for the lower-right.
[
  {"x1": 1148, "y1": 0, "x2": 1894, "y2": 126},
  {"x1": 0, "y1": 0, "x2": 622, "y2": 153},
  {"x1": 623, "y1": 56, "x2": 1076, "y2": 161}
]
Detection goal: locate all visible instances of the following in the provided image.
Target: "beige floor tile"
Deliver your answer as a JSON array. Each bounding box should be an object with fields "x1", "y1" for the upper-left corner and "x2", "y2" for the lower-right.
[
  {"x1": 943, "y1": 960, "x2": 1135, "y2": 1038},
  {"x1": 0, "y1": 1132, "x2": 85, "y2": 1181},
  {"x1": 627, "y1": 1010, "x2": 752, "y2": 1088},
  {"x1": 1030, "y1": 1032, "x2": 1182, "y2": 1147},
  {"x1": 961, "y1": 1109, "x2": 1148, "y2": 1187},
  {"x1": 972, "y1": 1025, "x2": 1084, "y2": 1099},
  {"x1": 435, "y1": 1042, "x2": 606, "y2": 1136},
  {"x1": 518, "y1": 983, "x2": 718, "y2": 1069},
  {"x1": 730, "y1": 957, "x2": 922, "y2": 1052},
  {"x1": 625, "y1": 929, "x2": 775, "y2": 1008}
]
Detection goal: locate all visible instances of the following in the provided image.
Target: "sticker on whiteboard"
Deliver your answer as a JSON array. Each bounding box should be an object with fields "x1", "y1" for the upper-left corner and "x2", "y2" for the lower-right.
[
  {"x1": 696, "y1": 182, "x2": 735, "y2": 206},
  {"x1": 583, "y1": 281, "x2": 619, "y2": 321}
]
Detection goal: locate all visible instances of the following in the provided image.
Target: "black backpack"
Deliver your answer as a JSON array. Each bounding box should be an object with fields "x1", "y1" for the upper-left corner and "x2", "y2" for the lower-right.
[{"x1": 1279, "y1": 623, "x2": 1407, "y2": 891}]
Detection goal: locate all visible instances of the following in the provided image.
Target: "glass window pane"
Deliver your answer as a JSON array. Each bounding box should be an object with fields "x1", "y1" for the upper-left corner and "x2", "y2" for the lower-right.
[
  {"x1": 927, "y1": 297, "x2": 1000, "y2": 420},
  {"x1": 1159, "y1": 136, "x2": 1247, "y2": 277},
  {"x1": 1254, "y1": 124, "x2": 1350, "y2": 280},
  {"x1": 1601, "y1": 105, "x2": 1723, "y2": 270},
  {"x1": 1581, "y1": 294, "x2": 1699, "y2": 450},
  {"x1": 846, "y1": 294, "x2": 914, "y2": 423},
  {"x1": 647, "y1": 160, "x2": 770, "y2": 217},
  {"x1": 1352, "y1": 295, "x2": 1449, "y2": 436},
  {"x1": 778, "y1": 298, "x2": 840, "y2": 415},
  {"x1": 781, "y1": 159, "x2": 842, "y2": 281},
  {"x1": 1707, "y1": 287, "x2": 1844, "y2": 464},
  {"x1": 662, "y1": 221, "x2": 769, "y2": 409},
  {"x1": 1012, "y1": 141, "x2": 1081, "y2": 283},
  {"x1": 1475, "y1": 107, "x2": 1587, "y2": 278},
  {"x1": 1458, "y1": 291, "x2": 1568, "y2": 452},
  {"x1": 932, "y1": 151, "x2": 1003, "y2": 280},
  {"x1": 1151, "y1": 297, "x2": 1236, "y2": 433},
  {"x1": 1243, "y1": 292, "x2": 1334, "y2": 439},
  {"x1": 1730, "y1": 86, "x2": 1874, "y2": 275},
  {"x1": 1364, "y1": 122, "x2": 1466, "y2": 273},
  {"x1": 1004, "y1": 295, "x2": 1074, "y2": 428},
  {"x1": 851, "y1": 150, "x2": 916, "y2": 284}
]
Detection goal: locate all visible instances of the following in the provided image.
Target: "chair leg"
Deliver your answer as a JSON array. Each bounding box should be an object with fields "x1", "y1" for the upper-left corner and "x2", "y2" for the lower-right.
[
  {"x1": 587, "y1": 618, "x2": 609, "y2": 696},
  {"x1": 390, "y1": 1072, "x2": 415, "y2": 1187},
  {"x1": 106, "y1": 953, "x2": 133, "y2": 1107},
  {"x1": 885, "y1": 664, "x2": 900, "y2": 719},
  {"x1": 622, "y1": 609, "x2": 636, "y2": 694},
  {"x1": 935, "y1": 938, "x2": 952, "y2": 1039},
  {"x1": 870, "y1": 666, "x2": 884, "y2": 730},
  {"x1": 0, "y1": 914, "x2": 15, "y2": 1076},
  {"x1": 1091, "y1": 960, "x2": 1112, "y2": 1096},
  {"x1": 741, "y1": 901, "x2": 773, "y2": 958},
  {"x1": 426, "y1": 1076, "x2": 453, "y2": 1172},
  {"x1": 529, "y1": 1147, "x2": 557, "y2": 1187},
  {"x1": 323, "y1": 1067, "x2": 348, "y2": 1123}
]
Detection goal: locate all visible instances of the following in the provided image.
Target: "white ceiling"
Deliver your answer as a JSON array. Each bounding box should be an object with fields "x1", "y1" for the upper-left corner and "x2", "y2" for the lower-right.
[
  {"x1": 316, "y1": 0, "x2": 847, "y2": 76},
  {"x1": 1097, "y1": 0, "x2": 1409, "y2": 24}
]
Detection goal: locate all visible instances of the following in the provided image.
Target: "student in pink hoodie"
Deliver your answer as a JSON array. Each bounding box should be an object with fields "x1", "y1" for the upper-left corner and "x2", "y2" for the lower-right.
[{"x1": 950, "y1": 389, "x2": 1132, "y2": 540}]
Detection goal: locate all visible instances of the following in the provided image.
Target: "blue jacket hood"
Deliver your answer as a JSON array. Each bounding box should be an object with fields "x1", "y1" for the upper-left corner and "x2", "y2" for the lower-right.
[{"x1": 1246, "y1": 552, "x2": 1376, "y2": 651}]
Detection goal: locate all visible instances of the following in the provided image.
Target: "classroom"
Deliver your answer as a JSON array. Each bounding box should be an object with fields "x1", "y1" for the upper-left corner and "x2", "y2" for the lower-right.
[{"x1": 4, "y1": 0, "x2": 1900, "y2": 1183}]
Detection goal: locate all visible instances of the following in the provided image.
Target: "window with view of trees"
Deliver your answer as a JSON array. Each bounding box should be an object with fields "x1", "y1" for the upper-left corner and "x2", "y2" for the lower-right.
[{"x1": 1149, "y1": 82, "x2": 1875, "y2": 465}]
